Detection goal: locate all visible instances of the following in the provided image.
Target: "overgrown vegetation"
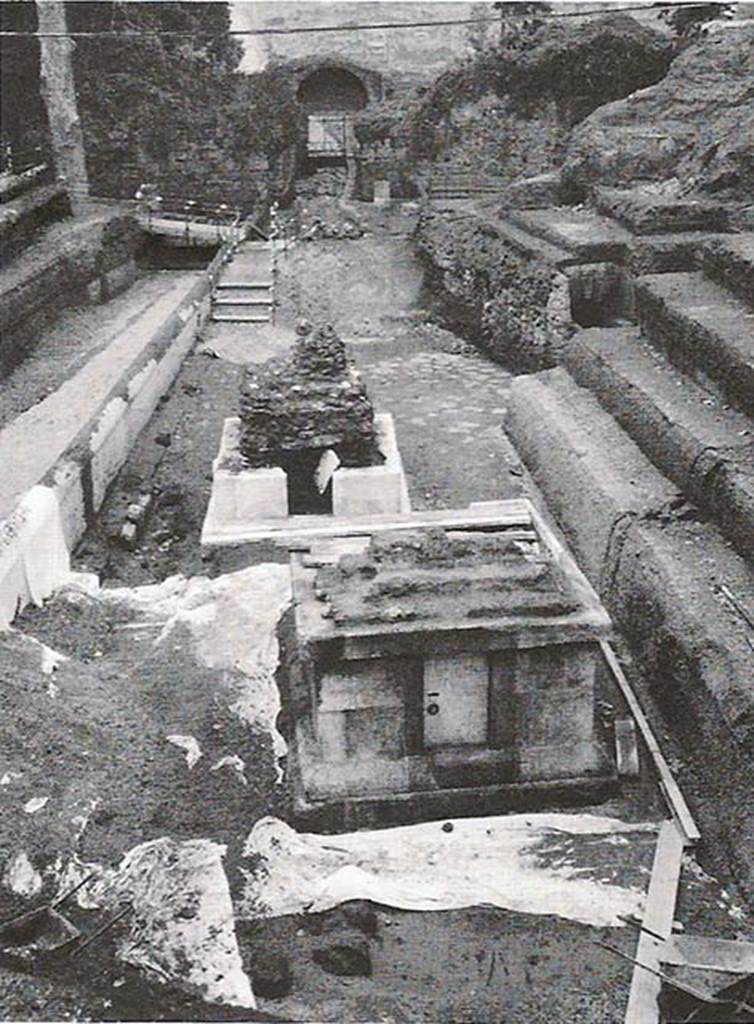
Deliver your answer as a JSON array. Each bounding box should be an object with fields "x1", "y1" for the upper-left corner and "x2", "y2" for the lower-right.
[
  {"x1": 352, "y1": 12, "x2": 672, "y2": 197},
  {"x1": 65, "y1": 1, "x2": 301, "y2": 208},
  {"x1": 0, "y1": 2, "x2": 50, "y2": 171},
  {"x1": 405, "y1": 13, "x2": 672, "y2": 161}
]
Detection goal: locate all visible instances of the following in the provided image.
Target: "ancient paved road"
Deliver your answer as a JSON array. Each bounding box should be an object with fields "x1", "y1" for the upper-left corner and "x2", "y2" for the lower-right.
[{"x1": 350, "y1": 329, "x2": 529, "y2": 512}]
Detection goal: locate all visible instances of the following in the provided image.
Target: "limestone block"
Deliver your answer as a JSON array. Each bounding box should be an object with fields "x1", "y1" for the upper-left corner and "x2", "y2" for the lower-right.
[
  {"x1": 89, "y1": 397, "x2": 129, "y2": 511},
  {"x1": 518, "y1": 739, "x2": 605, "y2": 781},
  {"x1": 51, "y1": 459, "x2": 86, "y2": 551},
  {"x1": 102, "y1": 258, "x2": 137, "y2": 300},
  {"x1": 332, "y1": 413, "x2": 409, "y2": 516},
  {"x1": 213, "y1": 466, "x2": 288, "y2": 522}
]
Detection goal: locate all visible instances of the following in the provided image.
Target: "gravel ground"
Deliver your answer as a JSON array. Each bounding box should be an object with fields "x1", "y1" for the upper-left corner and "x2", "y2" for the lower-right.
[{"x1": 2, "y1": 220, "x2": 752, "y2": 1022}]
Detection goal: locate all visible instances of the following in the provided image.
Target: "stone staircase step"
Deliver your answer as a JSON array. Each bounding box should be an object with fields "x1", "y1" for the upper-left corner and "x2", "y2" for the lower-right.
[
  {"x1": 593, "y1": 186, "x2": 730, "y2": 235},
  {"x1": 505, "y1": 206, "x2": 633, "y2": 263},
  {"x1": 635, "y1": 271, "x2": 754, "y2": 418},
  {"x1": 628, "y1": 231, "x2": 733, "y2": 275},
  {"x1": 476, "y1": 209, "x2": 579, "y2": 268},
  {"x1": 213, "y1": 295, "x2": 271, "y2": 307},
  {"x1": 563, "y1": 326, "x2": 754, "y2": 561},
  {"x1": 701, "y1": 234, "x2": 754, "y2": 307},
  {"x1": 504, "y1": 366, "x2": 754, "y2": 754},
  {"x1": 506, "y1": 367, "x2": 680, "y2": 583},
  {"x1": 215, "y1": 280, "x2": 273, "y2": 291},
  {"x1": 210, "y1": 314, "x2": 271, "y2": 324}
]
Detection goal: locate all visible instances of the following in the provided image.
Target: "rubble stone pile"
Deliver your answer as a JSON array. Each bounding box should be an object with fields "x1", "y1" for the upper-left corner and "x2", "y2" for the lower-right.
[
  {"x1": 238, "y1": 321, "x2": 383, "y2": 469},
  {"x1": 314, "y1": 525, "x2": 580, "y2": 626}
]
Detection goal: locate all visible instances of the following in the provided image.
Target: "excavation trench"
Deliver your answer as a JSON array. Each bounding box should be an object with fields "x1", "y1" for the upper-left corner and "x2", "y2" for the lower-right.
[{"x1": 1, "y1": 211, "x2": 751, "y2": 1021}]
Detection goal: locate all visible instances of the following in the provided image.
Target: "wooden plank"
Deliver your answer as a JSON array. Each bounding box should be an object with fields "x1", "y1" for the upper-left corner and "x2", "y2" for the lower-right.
[
  {"x1": 625, "y1": 820, "x2": 685, "y2": 1024},
  {"x1": 601, "y1": 641, "x2": 700, "y2": 845},
  {"x1": 528, "y1": 504, "x2": 610, "y2": 622},
  {"x1": 204, "y1": 501, "x2": 533, "y2": 548},
  {"x1": 660, "y1": 934, "x2": 754, "y2": 974}
]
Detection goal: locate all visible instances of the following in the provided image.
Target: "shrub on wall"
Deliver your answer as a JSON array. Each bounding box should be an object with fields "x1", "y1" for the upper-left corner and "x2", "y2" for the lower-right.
[
  {"x1": 67, "y1": 2, "x2": 300, "y2": 208},
  {"x1": 403, "y1": 13, "x2": 672, "y2": 161},
  {"x1": 414, "y1": 208, "x2": 561, "y2": 370}
]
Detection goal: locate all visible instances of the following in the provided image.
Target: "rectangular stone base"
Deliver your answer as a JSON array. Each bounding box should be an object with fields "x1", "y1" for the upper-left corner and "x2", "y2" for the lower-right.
[
  {"x1": 201, "y1": 412, "x2": 410, "y2": 545},
  {"x1": 289, "y1": 739, "x2": 618, "y2": 832}
]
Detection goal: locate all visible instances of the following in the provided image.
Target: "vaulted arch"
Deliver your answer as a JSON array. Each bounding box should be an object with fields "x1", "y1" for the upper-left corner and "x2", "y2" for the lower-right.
[{"x1": 296, "y1": 65, "x2": 370, "y2": 114}]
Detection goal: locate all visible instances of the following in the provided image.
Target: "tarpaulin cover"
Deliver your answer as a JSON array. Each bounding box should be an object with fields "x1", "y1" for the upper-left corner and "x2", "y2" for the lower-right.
[
  {"x1": 241, "y1": 813, "x2": 657, "y2": 928},
  {"x1": 0, "y1": 486, "x2": 72, "y2": 629}
]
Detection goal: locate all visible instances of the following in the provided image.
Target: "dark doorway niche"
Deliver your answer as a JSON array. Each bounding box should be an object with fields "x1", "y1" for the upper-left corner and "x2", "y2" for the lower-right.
[
  {"x1": 137, "y1": 239, "x2": 219, "y2": 271},
  {"x1": 568, "y1": 264, "x2": 635, "y2": 328},
  {"x1": 280, "y1": 450, "x2": 333, "y2": 516},
  {"x1": 296, "y1": 67, "x2": 369, "y2": 114}
]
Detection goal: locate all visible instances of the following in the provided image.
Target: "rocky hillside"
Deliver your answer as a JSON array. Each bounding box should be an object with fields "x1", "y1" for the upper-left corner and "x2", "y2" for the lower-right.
[{"x1": 561, "y1": 24, "x2": 754, "y2": 199}]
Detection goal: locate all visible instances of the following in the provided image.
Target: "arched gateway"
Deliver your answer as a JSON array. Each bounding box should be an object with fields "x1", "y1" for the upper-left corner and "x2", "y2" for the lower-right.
[{"x1": 294, "y1": 62, "x2": 378, "y2": 159}]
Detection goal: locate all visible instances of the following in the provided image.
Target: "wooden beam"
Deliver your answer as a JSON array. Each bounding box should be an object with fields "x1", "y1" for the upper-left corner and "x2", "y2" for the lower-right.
[
  {"x1": 625, "y1": 820, "x2": 685, "y2": 1024},
  {"x1": 601, "y1": 641, "x2": 700, "y2": 845},
  {"x1": 204, "y1": 501, "x2": 534, "y2": 548}
]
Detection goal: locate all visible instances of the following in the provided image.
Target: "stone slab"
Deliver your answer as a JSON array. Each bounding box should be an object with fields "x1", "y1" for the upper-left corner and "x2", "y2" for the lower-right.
[
  {"x1": 332, "y1": 413, "x2": 410, "y2": 517},
  {"x1": 0, "y1": 272, "x2": 202, "y2": 522},
  {"x1": 208, "y1": 418, "x2": 288, "y2": 521},
  {"x1": 507, "y1": 207, "x2": 633, "y2": 264},
  {"x1": 593, "y1": 186, "x2": 730, "y2": 235},
  {"x1": 504, "y1": 366, "x2": 754, "y2": 752},
  {"x1": 202, "y1": 412, "x2": 410, "y2": 543},
  {"x1": 635, "y1": 270, "x2": 754, "y2": 417},
  {"x1": 0, "y1": 248, "x2": 222, "y2": 625},
  {"x1": 564, "y1": 326, "x2": 754, "y2": 561},
  {"x1": 505, "y1": 368, "x2": 679, "y2": 583},
  {"x1": 701, "y1": 233, "x2": 754, "y2": 307}
]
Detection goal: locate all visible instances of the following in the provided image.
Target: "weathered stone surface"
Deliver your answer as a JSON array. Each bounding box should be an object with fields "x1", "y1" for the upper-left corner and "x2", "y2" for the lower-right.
[
  {"x1": 251, "y1": 950, "x2": 293, "y2": 999},
  {"x1": 701, "y1": 234, "x2": 754, "y2": 307},
  {"x1": 561, "y1": 25, "x2": 754, "y2": 199},
  {"x1": 238, "y1": 322, "x2": 382, "y2": 469},
  {"x1": 593, "y1": 185, "x2": 730, "y2": 235},
  {"x1": 634, "y1": 271, "x2": 754, "y2": 418},
  {"x1": 563, "y1": 327, "x2": 754, "y2": 562},
  {"x1": 313, "y1": 939, "x2": 372, "y2": 977},
  {"x1": 314, "y1": 525, "x2": 580, "y2": 628},
  {"x1": 498, "y1": 171, "x2": 563, "y2": 210}
]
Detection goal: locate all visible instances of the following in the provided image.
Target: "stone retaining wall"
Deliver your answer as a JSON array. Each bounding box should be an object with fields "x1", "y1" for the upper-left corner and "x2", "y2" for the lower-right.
[{"x1": 0, "y1": 244, "x2": 227, "y2": 626}]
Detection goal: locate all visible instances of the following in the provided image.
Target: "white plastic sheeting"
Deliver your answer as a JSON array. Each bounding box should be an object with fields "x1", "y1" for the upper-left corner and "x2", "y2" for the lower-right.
[
  {"x1": 0, "y1": 486, "x2": 72, "y2": 629},
  {"x1": 241, "y1": 814, "x2": 656, "y2": 929},
  {"x1": 3, "y1": 850, "x2": 43, "y2": 897},
  {"x1": 115, "y1": 838, "x2": 255, "y2": 1008},
  {"x1": 51, "y1": 840, "x2": 255, "y2": 1008},
  {"x1": 95, "y1": 565, "x2": 292, "y2": 767}
]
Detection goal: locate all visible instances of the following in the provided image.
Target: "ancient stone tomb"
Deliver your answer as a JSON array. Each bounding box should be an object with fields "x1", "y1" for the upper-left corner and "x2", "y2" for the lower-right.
[
  {"x1": 202, "y1": 323, "x2": 409, "y2": 544},
  {"x1": 279, "y1": 501, "x2": 615, "y2": 826}
]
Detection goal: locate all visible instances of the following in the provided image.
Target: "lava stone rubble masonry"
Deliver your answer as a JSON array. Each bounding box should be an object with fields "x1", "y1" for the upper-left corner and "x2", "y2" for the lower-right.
[{"x1": 239, "y1": 322, "x2": 383, "y2": 469}]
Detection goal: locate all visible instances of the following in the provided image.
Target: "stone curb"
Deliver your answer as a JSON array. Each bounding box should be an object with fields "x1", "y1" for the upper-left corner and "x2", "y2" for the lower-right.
[
  {"x1": 505, "y1": 368, "x2": 754, "y2": 750},
  {"x1": 0, "y1": 242, "x2": 229, "y2": 623},
  {"x1": 564, "y1": 327, "x2": 754, "y2": 562}
]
